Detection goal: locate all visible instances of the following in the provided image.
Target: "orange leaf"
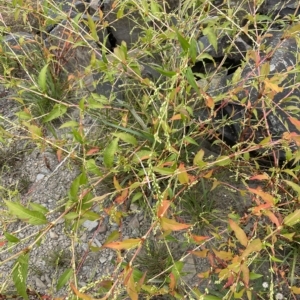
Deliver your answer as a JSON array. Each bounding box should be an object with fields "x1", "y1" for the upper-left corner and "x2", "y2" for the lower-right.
[
  {"x1": 191, "y1": 234, "x2": 209, "y2": 243},
  {"x1": 252, "y1": 203, "x2": 272, "y2": 215},
  {"x1": 264, "y1": 78, "x2": 283, "y2": 93},
  {"x1": 70, "y1": 283, "x2": 100, "y2": 300},
  {"x1": 86, "y1": 147, "x2": 100, "y2": 156},
  {"x1": 229, "y1": 219, "x2": 248, "y2": 247},
  {"x1": 249, "y1": 174, "x2": 269, "y2": 180},
  {"x1": 205, "y1": 95, "x2": 215, "y2": 110},
  {"x1": 263, "y1": 210, "x2": 281, "y2": 228},
  {"x1": 160, "y1": 217, "x2": 191, "y2": 231},
  {"x1": 177, "y1": 163, "x2": 189, "y2": 184},
  {"x1": 0, "y1": 240, "x2": 7, "y2": 247},
  {"x1": 241, "y1": 264, "x2": 250, "y2": 287},
  {"x1": 169, "y1": 272, "x2": 176, "y2": 292},
  {"x1": 289, "y1": 117, "x2": 300, "y2": 131},
  {"x1": 103, "y1": 238, "x2": 141, "y2": 250},
  {"x1": 56, "y1": 149, "x2": 62, "y2": 162},
  {"x1": 291, "y1": 286, "x2": 300, "y2": 294},
  {"x1": 248, "y1": 187, "x2": 275, "y2": 205},
  {"x1": 190, "y1": 249, "x2": 209, "y2": 258},
  {"x1": 124, "y1": 267, "x2": 138, "y2": 300},
  {"x1": 115, "y1": 188, "x2": 128, "y2": 204},
  {"x1": 169, "y1": 114, "x2": 182, "y2": 121},
  {"x1": 157, "y1": 200, "x2": 171, "y2": 217},
  {"x1": 203, "y1": 169, "x2": 213, "y2": 178}
]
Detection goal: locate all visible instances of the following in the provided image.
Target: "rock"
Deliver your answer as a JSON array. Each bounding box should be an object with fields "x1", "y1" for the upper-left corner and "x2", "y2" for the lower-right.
[
  {"x1": 34, "y1": 276, "x2": 47, "y2": 289},
  {"x1": 1, "y1": 32, "x2": 44, "y2": 78},
  {"x1": 0, "y1": 0, "x2": 40, "y2": 33},
  {"x1": 128, "y1": 215, "x2": 139, "y2": 230},
  {"x1": 83, "y1": 220, "x2": 99, "y2": 231},
  {"x1": 49, "y1": 230, "x2": 59, "y2": 239},
  {"x1": 36, "y1": 174, "x2": 45, "y2": 182},
  {"x1": 99, "y1": 256, "x2": 106, "y2": 263},
  {"x1": 196, "y1": 29, "x2": 300, "y2": 163}
]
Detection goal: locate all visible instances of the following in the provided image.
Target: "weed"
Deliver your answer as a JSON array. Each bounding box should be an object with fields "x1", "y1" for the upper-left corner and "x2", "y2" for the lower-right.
[{"x1": 0, "y1": 0, "x2": 300, "y2": 299}]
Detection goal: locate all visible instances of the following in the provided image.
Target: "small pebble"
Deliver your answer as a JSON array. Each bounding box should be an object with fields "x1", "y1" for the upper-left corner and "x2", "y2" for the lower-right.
[
  {"x1": 83, "y1": 220, "x2": 98, "y2": 231},
  {"x1": 36, "y1": 174, "x2": 45, "y2": 181}
]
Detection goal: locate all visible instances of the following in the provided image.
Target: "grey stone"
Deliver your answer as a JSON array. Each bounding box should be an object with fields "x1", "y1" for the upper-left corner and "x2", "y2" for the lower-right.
[
  {"x1": 83, "y1": 220, "x2": 99, "y2": 231},
  {"x1": 196, "y1": 30, "x2": 300, "y2": 162},
  {"x1": 34, "y1": 276, "x2": 47, "y2": 289},
  {"x1": 99, "y1": 256, "x2": 106, "y2": 263},
  {"x1": 36, "y1": 174, "x2": 45, "y2": 182}
]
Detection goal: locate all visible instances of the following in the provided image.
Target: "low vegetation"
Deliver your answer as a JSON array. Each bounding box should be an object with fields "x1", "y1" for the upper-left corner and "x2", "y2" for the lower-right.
[{"x1": 0, "y1": 0, "x2": 299, "y2": 299}]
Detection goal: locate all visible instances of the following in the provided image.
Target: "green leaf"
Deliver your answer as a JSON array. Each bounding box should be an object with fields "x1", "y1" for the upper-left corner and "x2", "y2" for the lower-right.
[
  {"x1": 249, "y1": 272, "x2": 263, "y2": 280},
  {"x1": 215, "y1": 156, "x2": 231, "y2": 166},
  {"x1": 59, "y1": 120, "x2": 78, "y2": 129},
  {"x1": 86, "y1": 159, "x2": 102, "y2": 176},
  {"x1": 203, "y1": 295, "x2": 222, "y2": 300},
  {"x1": 176, "y1": 30, "x2": 190, "y2": 52},
  {"x1": 64, "y1": 212, "x2": 79, "y2": 220},
  {"x1": 43, "y1": 104, "x2": 67, "y2": 123},
  {"x1": 4, "y1": 232, "x2": 20, "y2": 243},
  {"x1": 103, "y1": 138, "x2": 119, "y2": 168},
  {"x1": 87, "y1": 14, "x2": 98, "y2": 41},
  {"x1": 113, "y1": 132, "x2": 137, "y2": 146},
  {"x1": 153, "y1": 167, "x2": 175, "y2": 175},
  {"x1": 104, "y1": 230, "x2": 120, "y2": 244},
  {"x1": 189, "y1": 38, "x2": 198, "y2": 64},
  {"x1": 56, "y1": 268, "x2": 73, "y2": 291},
  {"x1": 4, "y1": 201, "x2": 48, "y2": 225},
  {"x1": 38, "y1": 64, "x2": 49, "y2": 92},
  {"x1": 153, "y1": 67, "x2": 176, "y2": 77},
  {"x1": 284, "y1": 180, "x2": 300, "y2": 196},
  {"x1": 12, "y1": 253, "x2": 29, "y2": 300},
  {"x1": 29, "y1": 203, "x2": 48, "y2": 214},
  {"x1": 203, "y1": 27, "x2": 217, "y2": 52},
  {"x1": 185, "y1": 67, "x2": 200, "y2": 96},
  {"x1": 284, "y1": 209, "x2": 300, "y2": 227},
  {"x1": 184, "y1": 136, "x2": 198, "y2": 146},
  {"x1": 133, "y1": 150, "x2": 157, "y2": 163}
]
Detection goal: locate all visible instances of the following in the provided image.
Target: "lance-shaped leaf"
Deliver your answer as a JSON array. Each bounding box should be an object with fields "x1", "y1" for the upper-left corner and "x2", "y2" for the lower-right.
[
  {"x1": 4, "y1": 200, "x2": 47, "y2": 225},
  {"x1": 157, "y1": 200, "x2": 171, "y2": 217},
  {"x1": 177, "y1": 163, "x2": 189, "y2": 184},
  {"x1": 229, "y1": 219, "x2": 248, "y2": 247},
  {"x1": 241, "y1": 239, "x2": 262, "y2": 260},
  {"x1": 284, "y1": 209, "x2": 300, "y2": 227},
  {"x1": 103, "y1": 238, "x2": 141, "y2": 250},
  {"x1": 56, "y1": 268, "x2": 73, "y2": 291},
  {"x1": 160, "y1": 217, "x2": 191, "y2": 231},
  {"x1": 12, "y1": 253, "x2": 29, "y2": 300},
  {"x1": 103, "y1": 138, "x2": 119, "y2": 168}
]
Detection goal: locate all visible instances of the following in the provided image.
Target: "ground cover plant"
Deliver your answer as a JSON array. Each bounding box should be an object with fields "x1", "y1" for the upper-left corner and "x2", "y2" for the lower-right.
[{"x1": 0, "y1": 0, "x2": 300, "y2": 299}]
